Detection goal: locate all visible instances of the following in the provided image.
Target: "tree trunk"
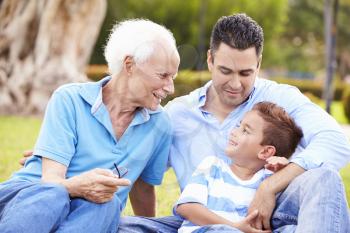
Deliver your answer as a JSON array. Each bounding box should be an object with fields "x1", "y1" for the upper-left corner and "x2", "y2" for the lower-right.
[{"x1": 0, "y1": 0, "x2": 106, "y2": 114}]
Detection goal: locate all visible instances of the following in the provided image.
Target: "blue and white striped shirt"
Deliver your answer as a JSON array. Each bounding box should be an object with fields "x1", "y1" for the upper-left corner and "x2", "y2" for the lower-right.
[{"x1": 175, "y1": 156, "x2": 272, "y2": 233}]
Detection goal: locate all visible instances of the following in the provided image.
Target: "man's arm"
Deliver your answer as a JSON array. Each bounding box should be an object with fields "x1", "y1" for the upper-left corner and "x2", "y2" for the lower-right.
[
  {"x1": 129, "y1": 177, "x2": 156, "y2": 217},
  {"x1": 42, "y1": 157, "x2": 131, "y2": 203},
  {"x1": 248, "y1": 162, "x2": 305, "y2": 230}
]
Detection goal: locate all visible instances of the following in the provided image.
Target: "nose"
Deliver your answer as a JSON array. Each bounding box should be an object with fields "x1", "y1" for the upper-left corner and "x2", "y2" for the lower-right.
[
  {"x1": 229, "y1": 75, "x2": 241, "y2": 90},
  {"x1": 163, "y1": 78, "x2": 175, "y2": 95},
  {"x1": 230, "y1": 128, "x2": 238, "y2": 138}
]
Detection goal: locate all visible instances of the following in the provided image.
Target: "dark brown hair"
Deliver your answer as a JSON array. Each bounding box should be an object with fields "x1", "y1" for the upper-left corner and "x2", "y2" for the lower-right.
[
  {"x1": 210, "y1": 13, "x2": 264, "y2": 58},
  {"x1": 252, "y1": 101, "x2": 303, "y2": 158}
]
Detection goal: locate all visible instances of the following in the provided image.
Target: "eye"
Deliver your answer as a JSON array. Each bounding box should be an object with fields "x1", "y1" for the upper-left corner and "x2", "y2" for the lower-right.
[
  {"x1": 219, "y1": 67, "x2": 231, "y2": 75},
  {"x1": 242, "y1": 127, "x2": 249, "y2": 134},
  {"x1": 158, "y1": 73, "x2": 168, "y2": 79},
  {"x1": 240, "y1": 71, "x2": 252, "y2": 77}
]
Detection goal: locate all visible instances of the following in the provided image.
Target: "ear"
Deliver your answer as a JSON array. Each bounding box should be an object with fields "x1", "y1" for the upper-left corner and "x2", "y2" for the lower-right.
[
  {"x1": 256, "y1": 55, "x2": 262, "y2": 70},
  {"x1": 207, "y1": 50, "x2": 213, "y2": 72},
  {"x1": 257, "y1": 145, "x2": 276, "y2": 160},
  {"x1": 123, "y1": 56, "x2": 134, "y2": 75}
]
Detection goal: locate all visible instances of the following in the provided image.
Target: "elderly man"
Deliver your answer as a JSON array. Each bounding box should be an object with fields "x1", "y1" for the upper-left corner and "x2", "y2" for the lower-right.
[
  {"x1": 0, "y1": 19, "x2": 179, "y2": 233},
  {"x1": 119, "y1": 14, "x2": 350, "y2": 233}
]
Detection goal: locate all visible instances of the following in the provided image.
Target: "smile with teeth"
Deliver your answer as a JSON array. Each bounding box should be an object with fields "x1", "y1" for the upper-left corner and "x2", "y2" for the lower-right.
[{"x1": 153, "y1": 93, "x2": 166, "y2": 100}]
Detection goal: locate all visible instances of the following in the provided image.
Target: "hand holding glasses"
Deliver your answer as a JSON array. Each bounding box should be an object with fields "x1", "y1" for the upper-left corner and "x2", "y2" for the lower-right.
[{"x1": 113, "y1": 163, "x2": 128, "y2": 178}]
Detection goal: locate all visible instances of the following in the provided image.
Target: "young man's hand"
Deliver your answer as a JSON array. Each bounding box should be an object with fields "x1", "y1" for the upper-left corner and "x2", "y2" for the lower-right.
[
  {"x1": 20, "y1": 150, "x2": 33, "y2": 166},
  {"x1": 264, "y1": 156, "x2": 289, "y2": 173},
  {"x1": 233, "y1": 210, "x2": 271, "y2": 233}
]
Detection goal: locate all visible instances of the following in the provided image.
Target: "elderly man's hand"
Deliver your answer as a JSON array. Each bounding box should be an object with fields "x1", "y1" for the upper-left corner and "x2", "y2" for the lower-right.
[
  {"x1": 20, "y1": 150, "x2": 33, "y2": 166},
  {"x1": 64, "y1": 168, "x2": 131, "y2": 203},
  {"x1": 247, "y1": 182, "x2": 276, "y2": 230}
]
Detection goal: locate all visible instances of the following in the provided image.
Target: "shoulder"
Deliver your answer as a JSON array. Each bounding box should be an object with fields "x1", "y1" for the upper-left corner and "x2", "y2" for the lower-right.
[
  {"x1": 256, "y1": 78, "x2": 302, "y2": 94},
  {"x1": 151, "y1": 109, "x2": 173, "y2": 133},
  {"x1": 196, "y1": 156, "x2": 226, "y2": 171},
  {"x1": 165, "y1": 87, "x2": 202, "y2": 115}
]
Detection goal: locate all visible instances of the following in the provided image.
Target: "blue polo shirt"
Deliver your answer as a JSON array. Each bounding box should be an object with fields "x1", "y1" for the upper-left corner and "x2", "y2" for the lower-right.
[{"x1": 12, "y1": 77, "x2": 172, "y2": 209}]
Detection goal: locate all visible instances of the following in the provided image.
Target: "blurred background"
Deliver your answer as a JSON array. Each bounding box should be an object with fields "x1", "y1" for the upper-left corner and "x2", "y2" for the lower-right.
[{"x1": 0, "y1": 0, "x2": 349, "y2": 214}]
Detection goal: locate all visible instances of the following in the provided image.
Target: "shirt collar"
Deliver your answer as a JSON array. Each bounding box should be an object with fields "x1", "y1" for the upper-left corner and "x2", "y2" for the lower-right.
[
  {"x1": 197, "y1": 78, "x2": 260, "y2": 109},
  {"x1": 79, "y1": 76, "x2": 162, "y2": 119}
]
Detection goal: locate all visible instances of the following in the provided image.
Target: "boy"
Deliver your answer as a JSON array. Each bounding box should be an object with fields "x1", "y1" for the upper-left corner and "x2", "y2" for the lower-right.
[{"x1": 175, "y1": 101, "x2": 303, "y2": 233}]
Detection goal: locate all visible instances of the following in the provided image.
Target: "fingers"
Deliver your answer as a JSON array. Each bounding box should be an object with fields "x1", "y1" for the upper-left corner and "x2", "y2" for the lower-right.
[
  {"x1": 262, "y1": 215, "x2": 271, "y2": 230},
  {"x1": 23, "y1": 150, "x2": 33, "y2": 157},
  {"x1": 19, "y1": 157, "x2": 27, "y2": 166},
  {"x1": 245, "y1": 210, "x2": 259, "y2": 222},
  {"x1": 253, "y1": 216, "x2": 263, "y2": 230}
]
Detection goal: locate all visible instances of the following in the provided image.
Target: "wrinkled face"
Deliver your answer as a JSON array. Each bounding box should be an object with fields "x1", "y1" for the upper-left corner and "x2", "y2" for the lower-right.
[
  {"x1": 207, "y1": 43, "x2": 261, "y2": 110},
  {"x1": 130, "y1": 45, "x2": 180, "y2": 110},
  {"x1": 225, "y1": 110, "x2": 265, "y2": 161}
]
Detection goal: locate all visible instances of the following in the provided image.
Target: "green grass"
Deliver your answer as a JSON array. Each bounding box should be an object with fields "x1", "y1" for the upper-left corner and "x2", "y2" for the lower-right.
[{"x1": 0, "y1": 112, "x2": 349, "y2": 215}]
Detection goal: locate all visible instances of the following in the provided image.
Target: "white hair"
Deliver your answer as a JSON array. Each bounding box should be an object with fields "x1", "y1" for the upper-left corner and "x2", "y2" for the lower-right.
[{"x1": 104, "y1": 19, "x2": 177, "y2": 75}]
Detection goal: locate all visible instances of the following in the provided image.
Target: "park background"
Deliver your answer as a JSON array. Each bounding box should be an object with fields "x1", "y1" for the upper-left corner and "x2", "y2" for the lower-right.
[{"x1": 0, "y1": 0, "x2": 349, "y2": 215}]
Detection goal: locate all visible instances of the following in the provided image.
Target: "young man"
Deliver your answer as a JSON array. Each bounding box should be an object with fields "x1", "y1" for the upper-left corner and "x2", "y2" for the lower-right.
[
  {"x1": 118, "y1": 13, "x2": 350, "y2": 233},
  {"x1": 176, "y1": 101, "x2": 303, "y2": 233}
]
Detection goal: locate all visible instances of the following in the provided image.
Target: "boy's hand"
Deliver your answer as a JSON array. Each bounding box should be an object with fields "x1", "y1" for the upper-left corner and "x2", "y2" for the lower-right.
[
  {"x1": 20, "y1": 150, "x2": 33, "y2": 166},
  {"x1": 264, "y1": 156, "x2": 289, "y2": 172},
  {"x1": 234, "y1": 210, "x2": 271, "y2": 233}
]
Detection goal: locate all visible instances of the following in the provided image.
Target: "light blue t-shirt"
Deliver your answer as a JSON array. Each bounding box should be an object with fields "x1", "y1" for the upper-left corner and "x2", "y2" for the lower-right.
[
  {"x1": 12, "y1": 77, "x2": 172, "y2": 209},
  {"x1": 175, "y1": 156, "x2": 272, "y2": 233},
  {"x1": 166, "y1": 78, "x2": 350, "y2": 190}
]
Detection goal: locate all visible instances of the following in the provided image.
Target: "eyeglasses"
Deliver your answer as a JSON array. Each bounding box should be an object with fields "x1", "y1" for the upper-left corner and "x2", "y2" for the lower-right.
[{"x1": 113, "y1": 163, "x2": 128, "y2": 178}]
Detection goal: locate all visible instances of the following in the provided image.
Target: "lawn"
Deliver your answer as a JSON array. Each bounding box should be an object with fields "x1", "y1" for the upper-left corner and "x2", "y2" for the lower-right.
[{"x1": 0, "y1": 108, "x2": 349, "y2": 216}]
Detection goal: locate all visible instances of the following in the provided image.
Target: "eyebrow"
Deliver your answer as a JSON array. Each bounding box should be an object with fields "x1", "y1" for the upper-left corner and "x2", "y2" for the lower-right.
[
  {"x1": 242, "y1": 122, "x2": 253, "y2": 130},
  {"x1": 218, "y1": 65, "x2": 254, "y2": 73}
]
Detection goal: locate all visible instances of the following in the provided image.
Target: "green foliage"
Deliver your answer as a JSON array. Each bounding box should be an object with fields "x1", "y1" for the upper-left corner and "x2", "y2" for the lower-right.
[
  {"x1": 90, "y1": 0, "x2": 289, "y2": 69},
  {"x1": 342, "y1": 86, "x2": 350, "y2": 122}
]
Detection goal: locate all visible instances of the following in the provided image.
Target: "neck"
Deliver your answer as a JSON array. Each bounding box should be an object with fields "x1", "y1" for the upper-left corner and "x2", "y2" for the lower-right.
[
  {"x1": 102, "y1": 74, "x2": 139, "y2": 116},
  {"x1": 230, "y1": 161, "x2": 264, "y2": 180},
  {"x1": 204, "y1": 86, "x2": 235, "y2": 122}
]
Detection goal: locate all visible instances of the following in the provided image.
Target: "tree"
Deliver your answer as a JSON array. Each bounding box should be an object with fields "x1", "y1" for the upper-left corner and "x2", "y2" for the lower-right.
[
  {"x1": 0, "y1": 0, "x2": 106, "y2": 114},
  {"x1": 90, "y1": 0, "x2": 288, "y2": 70}
]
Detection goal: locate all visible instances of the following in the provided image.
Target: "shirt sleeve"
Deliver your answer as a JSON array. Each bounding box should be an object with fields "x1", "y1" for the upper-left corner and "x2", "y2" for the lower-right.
[
  {"x1": 140, "y1": 115, "x2": 173, "y2": 186},
  {"x1": 267, "y1": 84, "x2": 350, "y2": 170},
  {"x1": 33, "y1": 89, "x2": 77, "y2": 167},
  {"x1": 174, "y1": 156, "x2": 216, "y2": 212}
]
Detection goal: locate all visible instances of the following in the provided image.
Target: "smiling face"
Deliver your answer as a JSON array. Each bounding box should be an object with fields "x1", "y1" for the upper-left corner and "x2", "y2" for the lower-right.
[
  {"x1": 129, "y1": 44, "x2": 180, "y2": 110},
  {"x1": 207, "y1": 43, "x2": 261, "y2": 111},
  {"x1": 225, "y1": 110, "x2": 266, "y2": 162}
]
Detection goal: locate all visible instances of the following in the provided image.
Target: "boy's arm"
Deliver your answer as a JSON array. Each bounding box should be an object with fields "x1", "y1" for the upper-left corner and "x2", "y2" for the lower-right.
[
  {"x1": 176, "y1": 203, "x2": 235, "y2": 226},
  {"x1": 176, "y1": 203, "x2": 270, "y2": 233}
]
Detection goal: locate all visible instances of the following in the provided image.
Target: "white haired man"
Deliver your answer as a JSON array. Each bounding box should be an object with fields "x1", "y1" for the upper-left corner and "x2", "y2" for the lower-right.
[{"x1": 0, "y1": 19, "x2": 180, "y2": 233}]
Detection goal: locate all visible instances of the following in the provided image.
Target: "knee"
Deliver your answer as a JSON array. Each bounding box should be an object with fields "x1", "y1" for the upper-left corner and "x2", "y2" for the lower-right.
[
  {"x1": 293, "y1": 167, "x2": 342, "y2": 192},
  {"x1": 303, "y1": 167, "x2": 341, "y2": 184},
  {"x1": 104, "y1": 195, "x2": 122, "y2": 215},
  {"x1": 40, "y1": 183, "x2": 70, "y2": 204}
]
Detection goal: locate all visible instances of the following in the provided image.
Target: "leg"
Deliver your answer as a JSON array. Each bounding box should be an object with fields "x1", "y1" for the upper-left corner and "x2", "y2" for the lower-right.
[
  {"x1": 56, "y1": 196, "x2": 121, "y2": 233},
  {"x1": 118, "y1": 215, "x2": 183, "y2": 233},
  {"x1": 0, "y1": 181, "x2": 70, "y2": 233},
  {"x1": 272, "y1": 167, "x2": 350, "y2": 233},
  {"x1": 0, "y1": 180, "x2": 35, "y2": 216}
]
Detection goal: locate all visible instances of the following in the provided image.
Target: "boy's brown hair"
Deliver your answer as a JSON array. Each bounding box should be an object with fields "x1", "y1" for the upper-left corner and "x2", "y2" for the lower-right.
[{"x1": 252, "y1": 101, "x2": 303, "y2": 158}]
